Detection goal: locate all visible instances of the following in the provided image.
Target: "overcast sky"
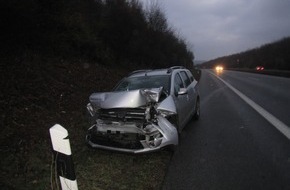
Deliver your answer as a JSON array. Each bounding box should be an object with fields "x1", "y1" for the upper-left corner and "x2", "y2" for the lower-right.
[{"x1": 142, "y1": 0, "x2": 290, "y2": 61}]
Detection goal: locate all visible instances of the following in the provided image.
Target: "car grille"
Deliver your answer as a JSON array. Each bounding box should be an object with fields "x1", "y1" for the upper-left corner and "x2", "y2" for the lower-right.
[
  {"x1": 89, "y1": 132, "x2": 145, "y2": 149},
  {"x1": 98, "y1": 108, "x2": 146, "y2": 122}
]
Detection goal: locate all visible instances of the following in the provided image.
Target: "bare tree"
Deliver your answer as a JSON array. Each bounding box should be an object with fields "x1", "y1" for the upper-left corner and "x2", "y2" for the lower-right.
[{"x1": 144, "y1": 0, "x2": 168, "y2": 32}]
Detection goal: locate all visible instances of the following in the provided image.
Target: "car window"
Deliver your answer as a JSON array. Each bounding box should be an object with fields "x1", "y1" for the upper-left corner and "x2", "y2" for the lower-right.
[
  {"x1": 180, "y1": 71, "x2": 191, "y2": 87},
  {"x1": 114, "y1": 75, "x2": 170, "y2": 94},
  {"x1": 174, "y1": 73, "x2": 184, "y2": 95}
]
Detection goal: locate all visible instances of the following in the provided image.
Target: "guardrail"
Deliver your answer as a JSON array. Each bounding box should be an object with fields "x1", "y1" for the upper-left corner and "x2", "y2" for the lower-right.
[{"x1": 226, "y1": 68, "x2": 290, "y2": 78}]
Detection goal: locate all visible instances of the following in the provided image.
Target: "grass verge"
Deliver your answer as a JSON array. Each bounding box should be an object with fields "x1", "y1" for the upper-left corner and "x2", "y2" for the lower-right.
[{"x1": 0, "y1": 56, "x2": 171, "y2": 190}]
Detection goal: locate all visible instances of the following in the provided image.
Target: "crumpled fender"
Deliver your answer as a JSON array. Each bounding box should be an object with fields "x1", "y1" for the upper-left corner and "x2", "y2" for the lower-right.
[
  {"x1": 156, "y1": 95, "x2": 177, "y2": 115},
  {"x1": 156, "y1": 115, "x2": 178, "y2": 146}
]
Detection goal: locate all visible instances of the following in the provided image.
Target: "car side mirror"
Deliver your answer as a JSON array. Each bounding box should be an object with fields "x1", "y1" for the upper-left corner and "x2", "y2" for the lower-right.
[{"x1": 178, "y1": 88, "x2": 188, "y2": 95}]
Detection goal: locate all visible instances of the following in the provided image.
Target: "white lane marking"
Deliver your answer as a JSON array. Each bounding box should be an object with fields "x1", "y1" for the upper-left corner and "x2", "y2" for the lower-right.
[{"x1": 210, "y1": 72, "x2": 290, "y2": 140}]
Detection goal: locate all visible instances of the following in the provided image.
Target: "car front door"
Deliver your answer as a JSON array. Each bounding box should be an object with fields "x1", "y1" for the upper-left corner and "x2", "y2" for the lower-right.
[
  {"x1": 173, "y1": 73, "x2": 188, "y2": 132},
  {"x1": 180, "y1": 71, "x2": 196, "y2": 118}
]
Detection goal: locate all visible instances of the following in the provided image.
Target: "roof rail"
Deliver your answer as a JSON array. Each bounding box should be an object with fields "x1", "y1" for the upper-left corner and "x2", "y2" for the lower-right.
[
  {"x1": 129, "y1": 69, "x2": 151, "y2": 76},
  {"x1": 170, "y1": 66, "x2": 185, "y2": 70},
  {"x1": 167, "y1": 66, "x2": 185, "y2": 73}
]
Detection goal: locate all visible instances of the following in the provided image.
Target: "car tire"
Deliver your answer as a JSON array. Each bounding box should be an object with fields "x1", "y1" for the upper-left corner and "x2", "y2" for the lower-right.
[{"x1": 193, "y1": 98, "x2": 200, "y2": 120}]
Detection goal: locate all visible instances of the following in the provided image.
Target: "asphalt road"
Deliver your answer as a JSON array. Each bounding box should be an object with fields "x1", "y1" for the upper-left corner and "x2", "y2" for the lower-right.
[{"x1": 162, "y1": 69, "x2": 290, "y2": 190}]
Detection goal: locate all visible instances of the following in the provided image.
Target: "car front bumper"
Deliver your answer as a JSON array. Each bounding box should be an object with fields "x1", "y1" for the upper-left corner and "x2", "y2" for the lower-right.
[{"x1": 86, "y1": 116, "x2": 178, "y2": 153}]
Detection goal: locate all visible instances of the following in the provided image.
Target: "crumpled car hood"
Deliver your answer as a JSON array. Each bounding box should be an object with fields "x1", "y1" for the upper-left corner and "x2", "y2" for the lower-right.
[
  {"x1": 89, "y1": 88, "x2": 163, "y2": 109},
  {"x1": 89, "y1": 88, "x2": 176, "y2": 114},
  {"x1": 90, "y1": 89, "x2": 147, "y2": 109}
]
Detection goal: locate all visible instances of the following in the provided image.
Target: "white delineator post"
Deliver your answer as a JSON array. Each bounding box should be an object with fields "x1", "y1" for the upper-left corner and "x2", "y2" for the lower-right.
[{"x1": 50, "y1": 124, "x2": 78, "y2": 190}]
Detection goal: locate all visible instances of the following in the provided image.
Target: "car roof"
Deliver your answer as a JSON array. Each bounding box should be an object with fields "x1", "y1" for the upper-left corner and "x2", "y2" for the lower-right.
[{"x1": 128, "y1": 66, "x2": 186, "y2": 78}]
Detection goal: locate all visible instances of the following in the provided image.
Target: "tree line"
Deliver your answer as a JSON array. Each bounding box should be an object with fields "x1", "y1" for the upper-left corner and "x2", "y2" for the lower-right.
[
  {"x1": 202, "y1": 37, "x2": 290, "y2": 70},
  {"x1": 1, "y1": 0, "x2": 194, "y2": 68}
]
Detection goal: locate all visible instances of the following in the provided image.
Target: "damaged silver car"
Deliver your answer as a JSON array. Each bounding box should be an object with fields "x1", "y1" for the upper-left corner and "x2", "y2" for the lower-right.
[{"x1": 86, "y1": 66, "x2": 200, "y2": 153}]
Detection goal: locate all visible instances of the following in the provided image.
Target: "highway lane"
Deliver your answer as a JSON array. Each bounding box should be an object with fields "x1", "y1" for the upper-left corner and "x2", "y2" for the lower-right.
[
  {"x1": 162, "y1": 69, "x2": 290, "y2": 190},
  {"x1": 219, "y1": 70, "x2": 290, "y2": 128}
]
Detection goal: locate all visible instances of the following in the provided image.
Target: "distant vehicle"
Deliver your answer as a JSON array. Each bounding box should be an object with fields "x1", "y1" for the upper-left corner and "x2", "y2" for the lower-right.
[
  {"x1": 256, "y1": 66, "x2": 264, "y2": 71},
  {"x1": 215, "y1": 66, "x2": 224, "y2": 72},
  {"x1": 86, "y1": 66, "x2": 200, "y2": 153}
]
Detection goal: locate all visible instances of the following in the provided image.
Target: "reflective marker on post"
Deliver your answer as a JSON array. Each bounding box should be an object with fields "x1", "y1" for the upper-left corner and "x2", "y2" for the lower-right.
[{"x1": 50, "y1": 124, "x2": 78, "y2": 190}]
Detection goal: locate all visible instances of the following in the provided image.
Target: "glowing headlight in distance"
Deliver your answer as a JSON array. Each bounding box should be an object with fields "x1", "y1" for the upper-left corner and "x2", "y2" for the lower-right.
[{"x1": 215, "y1": 66, "x2": 224, "y2": 71}]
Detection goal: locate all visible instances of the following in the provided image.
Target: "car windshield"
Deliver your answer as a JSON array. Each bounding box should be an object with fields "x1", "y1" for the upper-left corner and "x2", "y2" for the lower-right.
[{"x1": 114, "y1": 75, "x2": 170, "y2": 94}]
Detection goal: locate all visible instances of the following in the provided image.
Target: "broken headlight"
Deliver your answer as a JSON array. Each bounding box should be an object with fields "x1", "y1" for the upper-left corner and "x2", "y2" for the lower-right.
[{"x1": 142, "y1": 124, "x2": 163, "y2": 148}]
